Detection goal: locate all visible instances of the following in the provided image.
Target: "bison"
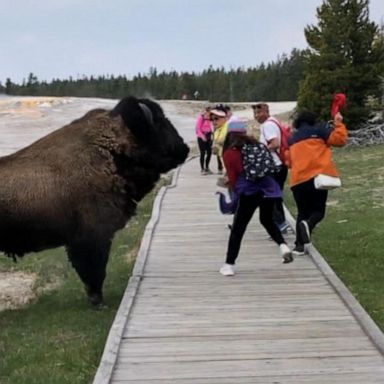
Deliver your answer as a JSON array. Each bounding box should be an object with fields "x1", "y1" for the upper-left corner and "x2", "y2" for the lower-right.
[{"x1": 0, "y1": 96, "x2": 189, "y2": 307}]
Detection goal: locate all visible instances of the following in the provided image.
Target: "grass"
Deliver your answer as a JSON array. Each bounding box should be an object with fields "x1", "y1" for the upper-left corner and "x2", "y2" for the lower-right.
[
  {"x1": 0, "y1": 176, "x2": 169, "y2": 384},
  {"x1": 284, "y1": 143, "x2": 384, "y2": 330}
]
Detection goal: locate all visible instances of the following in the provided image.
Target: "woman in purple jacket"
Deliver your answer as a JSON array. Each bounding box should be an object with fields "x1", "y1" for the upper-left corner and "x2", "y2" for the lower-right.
[
  {"x1": 219, "y1": 120, "x2": 294, "y2": 276},
  {"x1": 195, "y1": 107, "x2": 213, "y2": 175}
]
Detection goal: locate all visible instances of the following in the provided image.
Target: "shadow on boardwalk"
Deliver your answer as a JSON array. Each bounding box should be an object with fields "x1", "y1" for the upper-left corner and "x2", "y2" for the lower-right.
[{"x1": 94, "y1": 157, "x2": 384, "y2": 383}]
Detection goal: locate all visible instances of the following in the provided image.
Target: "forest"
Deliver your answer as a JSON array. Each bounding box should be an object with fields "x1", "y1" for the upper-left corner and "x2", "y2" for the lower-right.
[
  {"x1": 1, "y1": 0, "x2": 384, "y2": 129},
  {"x1": 0, "y1": 48, "x2": 307, "y2": 103}
]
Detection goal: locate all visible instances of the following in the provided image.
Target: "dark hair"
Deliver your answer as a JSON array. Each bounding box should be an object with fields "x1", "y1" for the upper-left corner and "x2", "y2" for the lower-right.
[
  {"x1": 292, "y1": 110, "x2": 317, "y2": 129},
  {"x1": 251, "y1": 102, "x2": 268, "y2": 111},
  {"x1": 223, "y1": 132, "x2": 257, "y2": 152},
  {"x1": 214, "y1": 104, "x2": 227, "y2": 114}
]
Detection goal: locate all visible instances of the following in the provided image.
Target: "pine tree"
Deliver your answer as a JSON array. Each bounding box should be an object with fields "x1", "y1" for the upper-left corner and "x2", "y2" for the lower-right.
[
  {"x1": 5, "y1": 78, "x2": 14, "y2": 95},
  {"x1": 297, "y1": 0, "x2": 384, "y2": 128}
]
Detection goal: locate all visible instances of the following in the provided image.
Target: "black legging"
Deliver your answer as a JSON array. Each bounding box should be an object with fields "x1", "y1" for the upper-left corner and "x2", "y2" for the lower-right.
[
  {"x1": 226, "y1": 193, "x2": 285, "y2": 265},
  {"x1": 271, "y1": 165, "x2": 288, "y2": 226},
  {"x1": 197, "y1": 137, "x2": 212, "y2": 170},
  {"x1": 291, "y1": 178, "x2": 328, "y2": 246}
]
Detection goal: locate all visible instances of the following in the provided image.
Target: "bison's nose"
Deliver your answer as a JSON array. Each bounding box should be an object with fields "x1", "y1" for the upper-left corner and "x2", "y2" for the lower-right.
[
  {"x1": 179, "y1": 143, "x2": 189, "y2": 163},
  {"x1": 168, "y1": 142, "x2": 189, "y2": 167}
]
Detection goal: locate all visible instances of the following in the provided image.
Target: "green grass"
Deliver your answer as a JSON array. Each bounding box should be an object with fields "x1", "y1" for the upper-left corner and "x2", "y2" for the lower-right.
[
  {"x1": 0, "y1": 177, "x2": 169, "y2": 384},
  {"x1": 285, "y1": 144, "x2": 384, "y2": 330}
]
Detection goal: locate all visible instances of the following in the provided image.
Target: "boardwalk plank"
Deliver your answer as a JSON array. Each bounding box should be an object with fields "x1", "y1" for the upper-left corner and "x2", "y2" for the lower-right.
[
  {"x1": 94, "y1": 158, "x2": 384, "y2": 383},
  {"x1": 111, "y1": 374, "x2": 384, "y2": 384},
  {"x1": 112, "y1": 356, "x2": 384, "y2": 381}
]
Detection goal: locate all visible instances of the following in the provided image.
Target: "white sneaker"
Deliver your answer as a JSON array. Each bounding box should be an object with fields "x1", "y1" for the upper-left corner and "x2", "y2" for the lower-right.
[
  {"x1": 279, "y1": 243, "x2": 294, "y2": 264},
  {"x1": 292, "y1": 244, "x2": 305, "y2": 256},
  {"x1": 219, "y1": 263, "x2": 235, "y2": 276}
]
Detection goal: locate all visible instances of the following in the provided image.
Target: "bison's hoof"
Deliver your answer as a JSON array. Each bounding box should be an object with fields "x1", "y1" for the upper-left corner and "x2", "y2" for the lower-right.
[
  {"x1": 94, "y1": 302, "x2": 108, "y2": 310},
  {"x1": 85, "y1": 286, "x2": 104, "y2": 307},
  {"x1": 89, "y1": 295, "x2": 106, "y2": 310},
  {"x1": 88, "y1": 293, "x2": 103, "y2": 306}
]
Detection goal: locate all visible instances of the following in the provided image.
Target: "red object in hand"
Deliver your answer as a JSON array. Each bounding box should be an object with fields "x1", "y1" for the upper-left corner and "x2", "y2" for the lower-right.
[{"x1": 331, "y1": 93, "x2": 346, "y2": 118}]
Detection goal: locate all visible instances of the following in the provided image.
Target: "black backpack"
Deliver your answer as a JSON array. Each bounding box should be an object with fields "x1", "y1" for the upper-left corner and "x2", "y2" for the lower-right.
[{"x1": 241, "y1": 142, "x2": 277, "y2": 181}]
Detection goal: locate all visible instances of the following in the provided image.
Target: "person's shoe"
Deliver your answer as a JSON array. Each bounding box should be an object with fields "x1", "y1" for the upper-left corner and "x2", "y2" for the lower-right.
[
  {"x1": 217, "y1": 169, "x2": 223, "y2": 175},
  {"x1": 299, "y1": 220, "x2": 311, "y2": 244},
  {"x1": 292, "y1": 244, "x2": 305, "y2": 256},
  {"x1": 278, "y1": 221, "x2": 290, "y2": 234},
  {"x1": 279, "y1": 243, "x2": 294, "y2": 264},
  {"x1": 205, "y1": 168, "x2": 213, "y2": 175},
  {"x1": 201, "y1": 169, "x2": 207, "y2": 175},
  {"x1": 219, "y1": 263, "x2": 235, "y2": 276}
]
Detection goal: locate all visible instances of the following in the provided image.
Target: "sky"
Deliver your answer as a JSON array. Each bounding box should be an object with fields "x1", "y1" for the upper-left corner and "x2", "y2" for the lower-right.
[{"x1": 1, "y1": 0, "x2": 384, "y2": 85}]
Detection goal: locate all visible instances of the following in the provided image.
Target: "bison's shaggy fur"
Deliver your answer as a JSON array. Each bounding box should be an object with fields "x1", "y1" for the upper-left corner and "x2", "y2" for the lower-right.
[{"x1": 0, "y1": 96, "x2": 189, "y2": 306}]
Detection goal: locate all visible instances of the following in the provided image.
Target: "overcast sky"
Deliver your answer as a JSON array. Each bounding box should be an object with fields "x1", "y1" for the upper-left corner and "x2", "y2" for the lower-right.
[{"x1": 1, "y1": 0, "x2": 384, "y2": 84}]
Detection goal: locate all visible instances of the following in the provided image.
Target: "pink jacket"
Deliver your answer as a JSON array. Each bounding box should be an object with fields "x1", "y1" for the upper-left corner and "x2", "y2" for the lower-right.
[{"x1": 195, "y1": 115, "x2": 213, "y2": 141}]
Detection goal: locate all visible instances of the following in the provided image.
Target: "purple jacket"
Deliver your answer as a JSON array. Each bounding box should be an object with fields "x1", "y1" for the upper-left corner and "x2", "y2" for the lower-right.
[{"x1": 234, "y1": 173, "x2": 282, "y2": 199}]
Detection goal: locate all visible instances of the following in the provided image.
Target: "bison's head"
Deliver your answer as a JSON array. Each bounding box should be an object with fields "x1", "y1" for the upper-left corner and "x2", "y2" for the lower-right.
[{"x1": 110, "y1": 96, "x2": 189, "y2": 173}]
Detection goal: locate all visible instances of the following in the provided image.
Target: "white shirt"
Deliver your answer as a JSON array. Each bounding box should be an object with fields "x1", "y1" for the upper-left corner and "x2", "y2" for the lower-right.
[{"x1": 259, "y1": 119, "x2": 282, "y2": 166}]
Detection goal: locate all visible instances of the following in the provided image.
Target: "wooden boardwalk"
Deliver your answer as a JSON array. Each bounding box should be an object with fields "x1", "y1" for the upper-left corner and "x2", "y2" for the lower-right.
[{"x1": 94, "y1": 157, "x2": 384, "y2": 383}]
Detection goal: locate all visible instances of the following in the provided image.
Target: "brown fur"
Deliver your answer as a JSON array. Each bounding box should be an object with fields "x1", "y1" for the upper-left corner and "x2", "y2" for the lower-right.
[{"x1": 0, "y1": 96, "x2": 189, "y2": 306}]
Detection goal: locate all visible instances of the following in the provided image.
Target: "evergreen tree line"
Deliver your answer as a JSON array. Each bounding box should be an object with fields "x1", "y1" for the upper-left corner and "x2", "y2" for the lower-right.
[
  {"x1": 0, "y1": 48, "x2": 307, "y2": 103},
  {"x1": 1, "y1": 0, "x2": 383, "y2": 129}
]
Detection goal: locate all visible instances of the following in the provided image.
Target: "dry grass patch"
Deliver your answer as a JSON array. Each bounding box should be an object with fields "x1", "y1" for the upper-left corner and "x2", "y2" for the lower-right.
[{"x1": 0, "y1": 271, "x2": 37, "y2": 311}]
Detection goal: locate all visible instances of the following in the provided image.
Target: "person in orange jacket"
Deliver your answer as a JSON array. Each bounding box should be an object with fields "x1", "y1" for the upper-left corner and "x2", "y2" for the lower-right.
[{"x1": 285, "y1": 110, "x2": 348, "y2": 255}]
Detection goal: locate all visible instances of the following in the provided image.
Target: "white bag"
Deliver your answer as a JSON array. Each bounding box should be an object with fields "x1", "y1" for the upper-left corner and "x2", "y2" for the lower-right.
[{"x1": 314, "y1": 174, "x2": 341, "y2": 190}]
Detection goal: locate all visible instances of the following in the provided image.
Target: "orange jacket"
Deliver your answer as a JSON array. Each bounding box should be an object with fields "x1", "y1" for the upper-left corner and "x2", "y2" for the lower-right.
[{"x1": 286, "y1": 121, "x2": 348, "y2": 187}]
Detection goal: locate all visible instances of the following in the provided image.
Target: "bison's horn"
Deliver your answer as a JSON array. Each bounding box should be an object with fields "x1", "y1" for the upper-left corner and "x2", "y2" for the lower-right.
[{"x1": 139, "y1": 103, "x2": 154, "y2": 126}]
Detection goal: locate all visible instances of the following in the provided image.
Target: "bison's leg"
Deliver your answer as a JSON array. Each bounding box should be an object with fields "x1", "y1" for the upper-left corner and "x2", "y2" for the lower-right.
[{"x1": 66, "y1": 239, "x2": 111, "y2": 307}]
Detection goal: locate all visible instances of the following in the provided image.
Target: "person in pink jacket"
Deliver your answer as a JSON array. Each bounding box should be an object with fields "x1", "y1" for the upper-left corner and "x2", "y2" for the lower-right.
[{"x1": 195, "y1": 107, "x2": 213, "y2": 174}]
